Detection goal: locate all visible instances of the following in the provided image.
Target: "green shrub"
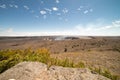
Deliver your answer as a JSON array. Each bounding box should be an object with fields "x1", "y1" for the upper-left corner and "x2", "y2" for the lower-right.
[
  {"x1": 0, "y1": 48, "x2": 50, "y2": 73},
  {"x1": 0, "y1": 60, "x2": 9, "y2": 73},
  {"x1": 0, "y1": 53, "x2": 23, "y2": 73}
]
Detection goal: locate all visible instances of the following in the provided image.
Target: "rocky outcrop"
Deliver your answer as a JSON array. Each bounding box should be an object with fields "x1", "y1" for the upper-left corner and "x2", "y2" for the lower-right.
[{"x1": 0, "y1": 62, "x2": 110, "y2": 80}]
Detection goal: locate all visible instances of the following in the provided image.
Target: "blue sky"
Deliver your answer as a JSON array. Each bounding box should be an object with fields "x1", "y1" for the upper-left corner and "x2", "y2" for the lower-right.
[{"x1": 0, "y1": 0, "x2": 120, "y2": 36}]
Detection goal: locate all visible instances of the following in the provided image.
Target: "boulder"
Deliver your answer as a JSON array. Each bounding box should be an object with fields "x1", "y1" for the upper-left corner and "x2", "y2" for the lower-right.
[{"x1": 0, "y1": 62, "x2": 111, "y2": 80}]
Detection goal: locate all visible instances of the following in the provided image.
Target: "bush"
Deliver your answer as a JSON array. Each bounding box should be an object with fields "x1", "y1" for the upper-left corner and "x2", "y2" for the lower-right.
[
  {"x1": 0, "y1": 48, "x2": 50, "y2": 73},
  {"x1": 113, "y1": 47, "x2": 120, "y2": 52}
]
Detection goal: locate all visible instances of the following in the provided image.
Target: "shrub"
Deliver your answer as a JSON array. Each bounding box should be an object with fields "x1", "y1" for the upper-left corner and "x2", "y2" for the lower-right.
[
  {"x1": 0, "y1": 48, "x2": 50, "y2": 73},
  {"x1": 64, "y1": 48, "x2": 67, "y2": 52},
  {"x1": 113, "y1": 47, "x2": 120, "y2": 52}
]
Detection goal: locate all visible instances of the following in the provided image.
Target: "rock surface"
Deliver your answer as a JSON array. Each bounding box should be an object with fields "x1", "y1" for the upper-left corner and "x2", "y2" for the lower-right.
[{"x1": 0, "y1": 62, "x2": 111, "y2": 80}]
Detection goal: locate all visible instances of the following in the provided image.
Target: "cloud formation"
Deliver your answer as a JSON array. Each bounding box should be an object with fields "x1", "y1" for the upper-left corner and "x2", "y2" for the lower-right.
[
  {"x1": 82, "y1": 8, "x2": 93, "y2": 14},
  {"x1": 44, "y1": 8, "x2": 52, "y2": 12},
  {"x1": 0, "y1": 20, "x2": 120, "y2": 36},
  {"x1": 40, "y1": 10, "x2": 47, "y2": 15},
  {"x1": 62, "y1": 8, "x2": 69, "y2": 14},
  {"x1": 77, "y1": 6, "x2": 83, "y2": 11},
  {"x1": 0, "y1": 28, "x2": 14, "y2": 36},
  {"x1": 7, "y1": 28, "x2": 13, "y2": 33},
  {"x1": 0, "y1": 4, "x2": 6, "y2": 8},
  {"x1": 112, "y1": 20, "x2": 120, "y2": 27},
  {"x1": 14, "y1": 5, "x2": 18, "y2": 8},
  {"x1": 77, "y1": 8, "x2": 81, "y2": 11},
  {"x1": 52, "y1": 7, "x2": 58, "y2": 11},
  {"x1": 89, "y1": 9, "x2": 93, "y2": 12},
  {"x1": 75, "y1": 20, "x2": 120, "y2": 35},
  {"x1": 9, "y1": 4, "x2": 13, "y2": 7},
  {"x1": 41, "y1": 1, "x2": 44, "y2": 4},
  {"x1": 23, "y1": 5, "x2": 29, "y2": 10},
  {"x1": 8, "y1": 4, "x2": 18, "y2": 8},
  {"x1": 44, "y1": 8, "x2": 52, "y2": 14},
  {"x1": 56, "y1": 0, "x2": 60, "y2": 3},
  {"x1": 83, "y1": 10, "x2": 88, "y2": 14}
]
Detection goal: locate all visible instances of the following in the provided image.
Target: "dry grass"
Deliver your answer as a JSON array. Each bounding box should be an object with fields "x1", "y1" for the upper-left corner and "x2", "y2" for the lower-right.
[
  {"x1": 0, "y1": 37, "x2": 120, "y2": 80},
  {"x1": 51, "y1": 50, "x2": 120, "y2": 78},
  {"x1": 0, "y1": 48, "x2": 119, "y2": 80}
]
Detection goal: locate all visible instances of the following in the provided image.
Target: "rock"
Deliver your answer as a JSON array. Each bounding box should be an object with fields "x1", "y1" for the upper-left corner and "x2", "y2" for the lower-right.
[
  {"x1": 0, "y1": 62, "x2": 47, "y2": 80},
  {"x1": 0, "y1": 62, "x2": 111, "y2": 80}
]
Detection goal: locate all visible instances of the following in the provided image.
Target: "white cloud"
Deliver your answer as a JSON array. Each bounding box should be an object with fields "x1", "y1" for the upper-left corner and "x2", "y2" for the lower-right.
[
  {"x1": 7, "y1": 28, "x2": 13, "y2": 33},
  {"x1": 0, "y1": 28, "x2": 14, "y2": 36},
  {"x1": 83, "y1": 9, "x2": 93, "y2": 14},
  {"x1": 44, "y1": 8, "x2": 52, "y2": 14},
  {"x1": 56, "y1": 0, "x2": 59, "y2": 3},
  {"x1": 9, "y1": 4, "x2": 18, "y2": 8},
  {"x1": 80, "y1": 6, "x2": 83, "y2": 8},
  {"x1": 0, "y1": 4, "x2": 6, "y2": 8},
  {"x1": 77, "y1": 6, "x2": 83, "y2": 11},
  {"x1": 77, "y1": 8, "x2": 81, "y2": 11},
  {"x1": 14, "y1": 5, "x2": 18, "y2": 8},
  {"x1": 41, "y1": 1, "x2": 44, "y2": 4},
  {"x1": 83, "y1": 10, "x2": 88, "y2": 14},
  {"x1": 23, "y1": 5, "x2": 29, "y2": 10},
  {"x1": 9, "y1": 4, "x2": 13, "y2": 7},
  {"x1": 40, "y1": 10, "x2": 47, "y2": 15},
  {"x1": 97, "y1": 20, "x2": 120, "y2": 30},
  {"x1": 52, "y1": 7, "x2": 58, "y2": 11},
  {"x1": 0, "y1": 20, "x2": 120, "y2": 36},
  {"x1": 21, "y1": 31, "x2": 75, "y2": 36},
  {"x1": 0, "y1": 30, "x2": 75, "y2": 36},
  {"x1": 89, "y1": 9, "x2": 93, "y2": 12},
  {"x1": 75, "y1": 20, "x2": 120, "y2": 36},
  {"x1": 62, "y1": 8, "x2": 69, "y2": 14},
  {"x1": 112, "y1": 20, "x2": 120, "y2": 27},
  {"x1": 44, "y1": 8, "x2": 52, "y2": 12}
]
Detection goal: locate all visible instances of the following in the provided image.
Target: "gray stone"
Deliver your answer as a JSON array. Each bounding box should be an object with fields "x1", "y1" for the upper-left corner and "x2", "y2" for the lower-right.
[{"x1": 0, "y1": 62, "x2": 111, "y2": 80}]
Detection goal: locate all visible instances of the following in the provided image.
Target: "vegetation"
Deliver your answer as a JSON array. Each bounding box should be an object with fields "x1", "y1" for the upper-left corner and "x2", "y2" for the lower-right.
[
  {"x1": 0, "y1": 48, "x2": 50, "y2": 73},
  {"x1": 89, "y1": 67, "x2": 119, "y2": 80},
  {"x1": 0, "y1": 48, "x2": 118, "y2": 80},
  {"x1": 64, "y1": 48, "x2": 67, "y2": 52},
  {"x1": 74, "y1": 61, "x2": 85, "y2": 68},
  {"x1": 112, "y1": 47, "x2": 120, "y2": 52}
]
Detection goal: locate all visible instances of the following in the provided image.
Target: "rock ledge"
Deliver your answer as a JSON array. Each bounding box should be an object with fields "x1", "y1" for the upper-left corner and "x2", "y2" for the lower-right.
[{"x1": 0, "y1": 62, "x2": 110, "y2": 80}]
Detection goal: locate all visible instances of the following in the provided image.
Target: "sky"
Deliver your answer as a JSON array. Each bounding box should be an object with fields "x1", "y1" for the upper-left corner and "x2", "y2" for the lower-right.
[{"x1": 0, "y1": 0, "x2": 120, "y2": 36}]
